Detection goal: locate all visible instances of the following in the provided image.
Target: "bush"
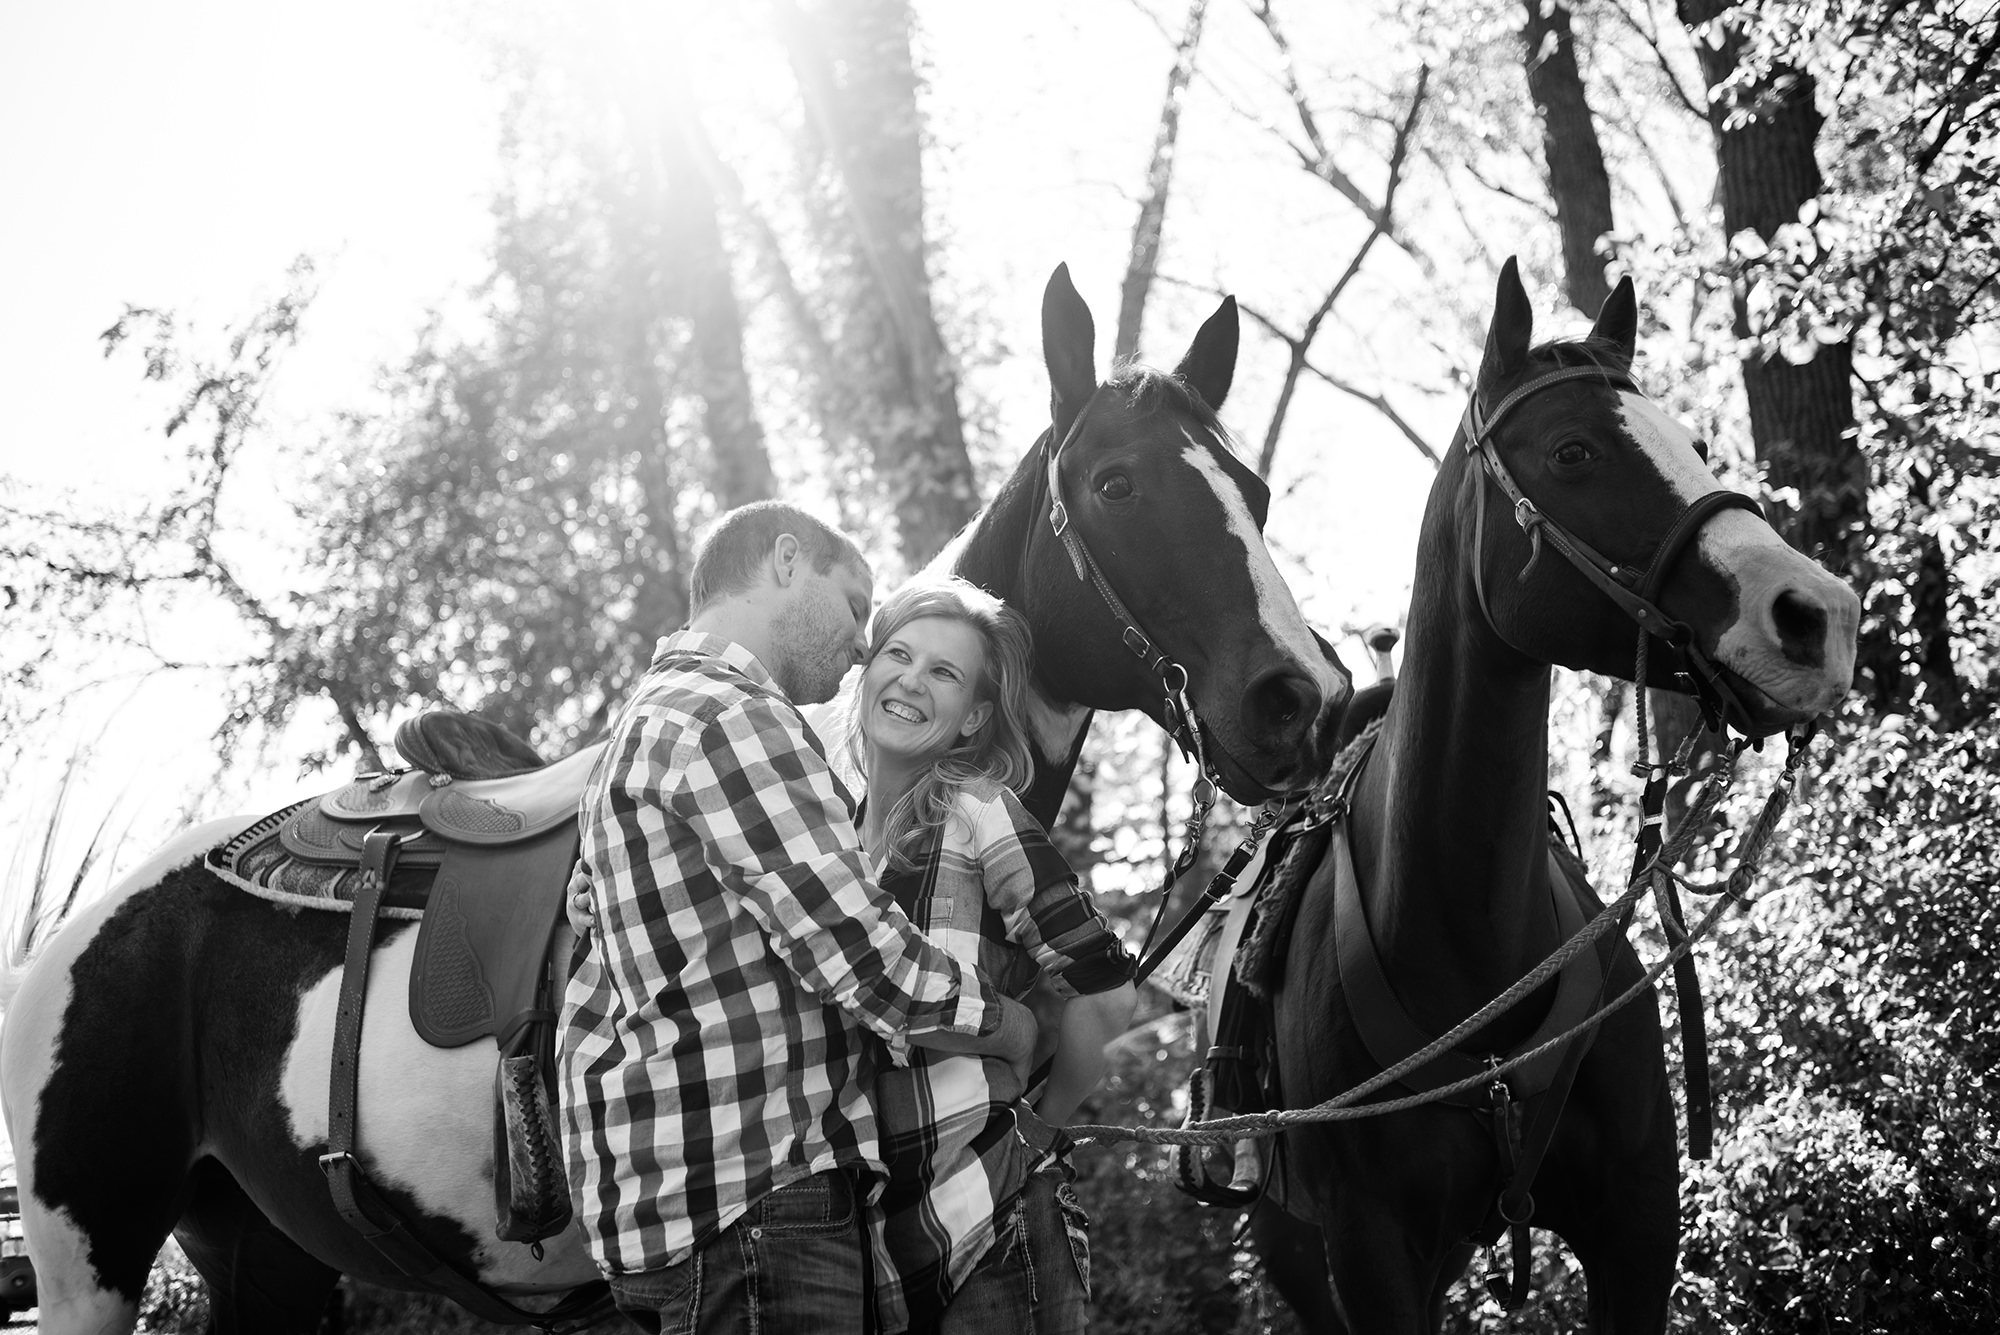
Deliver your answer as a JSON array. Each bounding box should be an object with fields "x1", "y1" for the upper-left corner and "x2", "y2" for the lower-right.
[{"x1": 1672, "y1": 716, "x2": 2000, "y2": 1332}]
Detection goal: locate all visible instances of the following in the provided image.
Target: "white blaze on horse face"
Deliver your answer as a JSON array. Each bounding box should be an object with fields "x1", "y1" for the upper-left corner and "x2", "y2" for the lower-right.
[
  {"x1": 1615, "y1": 392, "x2": 1858, "y2": 715},
  {"x1": 277, "y1": 930, "x2": 598, "y2": 1290},
  {"x1": 0, "y1": 817, "x2": 252, "y2": 1334},
  {"x1": 1178, "y1": 439, "x2": 1342, "y2": 706}
]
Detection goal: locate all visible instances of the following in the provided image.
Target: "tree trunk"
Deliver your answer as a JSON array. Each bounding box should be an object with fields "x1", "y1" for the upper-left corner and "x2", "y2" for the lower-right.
[
  {"x1": 778, "y1": 0, "x2": 979, "y2": 566},
  {"x1": 660, "y1": 87, "x2": 775, "y2": 510},
  {"x1": 1521, "y1": 0, "x2": 1615, "y2": 315},
  {"x1": 1677, "y1": 0, "x2": 1869, "y2": 575},
  {"x1": 1117, "y1": 0, "x2": 1208, "y2": 363}
]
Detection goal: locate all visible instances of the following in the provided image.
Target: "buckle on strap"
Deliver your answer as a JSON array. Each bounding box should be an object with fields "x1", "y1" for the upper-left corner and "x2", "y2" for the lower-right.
[{"x1": 319, "y1": 1150, "x2": 358, "y2": 1177}]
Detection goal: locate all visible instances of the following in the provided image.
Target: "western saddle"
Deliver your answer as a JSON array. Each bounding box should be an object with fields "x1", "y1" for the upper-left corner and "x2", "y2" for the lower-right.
[{"x1": 289, "y1": 710, "x2": 612, "y2": 1331}]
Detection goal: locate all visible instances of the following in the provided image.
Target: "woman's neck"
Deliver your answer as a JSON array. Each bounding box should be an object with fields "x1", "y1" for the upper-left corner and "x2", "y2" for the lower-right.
[{"x1": 862, "y1": 747, "x2": 925, "y2": 860}]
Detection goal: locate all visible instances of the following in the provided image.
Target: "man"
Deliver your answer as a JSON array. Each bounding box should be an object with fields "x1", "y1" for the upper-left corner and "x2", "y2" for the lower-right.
[{"x1": 560, "y1": 501, "x2": 1036, "y2": 1334}]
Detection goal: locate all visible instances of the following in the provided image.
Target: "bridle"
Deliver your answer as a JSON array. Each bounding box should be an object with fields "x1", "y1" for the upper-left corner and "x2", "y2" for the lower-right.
[
  {"x1": 1040, "y1": 382, "x2": 1278, "y2": 981},
  {"x1": 1043, "y1": 384, "x2": 1211, "y2": 770},
  {"x1": 1459, "y1": 363, "x2": 1766, "y2": 735}
]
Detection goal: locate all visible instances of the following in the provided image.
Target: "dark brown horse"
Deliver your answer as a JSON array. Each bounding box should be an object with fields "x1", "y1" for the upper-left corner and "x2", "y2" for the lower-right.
[
  {"x1": 1260, "y1": 261, "x2": 1859, "y2": 1332},
  {"x1": 0, "y1": 264, "x2": 1348, "y2": 1335}
]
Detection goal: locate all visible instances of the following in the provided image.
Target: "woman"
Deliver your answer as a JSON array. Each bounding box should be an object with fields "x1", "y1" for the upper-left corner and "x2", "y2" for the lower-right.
[{"x1": 846, "y1": 576, "x2": 1137, "y2": 1335}]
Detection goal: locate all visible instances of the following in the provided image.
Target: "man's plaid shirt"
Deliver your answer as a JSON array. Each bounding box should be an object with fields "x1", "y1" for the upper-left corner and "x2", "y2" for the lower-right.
[
  {"x1": 559, "y1": 632, "x2": 1003, "y2": 1276},
  {"x1": 867, "y1": 778, "x2": 1135, "y2": 1333}
]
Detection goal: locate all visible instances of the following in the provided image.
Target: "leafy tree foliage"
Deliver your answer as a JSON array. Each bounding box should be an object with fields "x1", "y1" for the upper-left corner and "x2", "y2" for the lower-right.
[{"x1": 1666, "y1": 712, "x2": 2000, "y2": 1331}]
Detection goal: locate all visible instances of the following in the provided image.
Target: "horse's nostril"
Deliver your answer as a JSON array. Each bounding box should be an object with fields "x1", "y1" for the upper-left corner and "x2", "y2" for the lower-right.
[
  {"x1": 1247, "y1": 669, "x2": 1320, "y2": 741},
  {"x1": 1772, "y1": 589, "x2": 1828, "y2": 669}
]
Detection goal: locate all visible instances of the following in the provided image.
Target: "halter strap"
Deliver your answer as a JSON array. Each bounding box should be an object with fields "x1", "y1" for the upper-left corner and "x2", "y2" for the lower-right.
[
  {"x1": 1044, "y1": 385, "x2": 1203, "y2": 754},
  {"x1": 1459, "y1": 365, "x2": 1765, "y2": 733}
]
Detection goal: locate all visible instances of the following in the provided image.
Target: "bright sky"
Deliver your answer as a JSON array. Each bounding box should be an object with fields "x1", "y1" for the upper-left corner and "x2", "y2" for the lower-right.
[{"x1": 0, "y1": 0, "x2": 1445, "y2": 883}]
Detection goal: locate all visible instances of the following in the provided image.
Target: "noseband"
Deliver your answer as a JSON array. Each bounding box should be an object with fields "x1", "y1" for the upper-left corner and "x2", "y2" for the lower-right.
[
  {"x1": 1459, "y1": 364, "x2": 1765, "y2": 734},
  {"x1": 1044, "y1": 385, "x2": 1210, "y2": 766}
]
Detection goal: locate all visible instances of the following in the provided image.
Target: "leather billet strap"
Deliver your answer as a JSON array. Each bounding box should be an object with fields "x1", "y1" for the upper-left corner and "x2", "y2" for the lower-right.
[
  {"x1": 319, "y1": 827, "x2": 613, "y2": 1332},
  {"x1": 1458, "y1": 366, "x2": 1765, "y2": 733}
]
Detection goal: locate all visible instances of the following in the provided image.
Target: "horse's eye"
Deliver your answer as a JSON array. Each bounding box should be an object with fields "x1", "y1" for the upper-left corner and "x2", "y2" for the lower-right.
[
  {"x1": 1097, "y1": 473, "x2": 1134, "y2": 502},
  {"x1": 1551, "y1": 440, "x2": 1592, "y2": 468}
]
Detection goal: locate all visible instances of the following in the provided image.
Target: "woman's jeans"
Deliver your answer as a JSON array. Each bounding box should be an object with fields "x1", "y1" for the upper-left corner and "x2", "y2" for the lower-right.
[
  {"x1": 608, "y1": 1168, "x2": 867, "y2": 1334},
  {"x1": 935, "y1": 1168, "x2": 1092, "y2": 1335}
]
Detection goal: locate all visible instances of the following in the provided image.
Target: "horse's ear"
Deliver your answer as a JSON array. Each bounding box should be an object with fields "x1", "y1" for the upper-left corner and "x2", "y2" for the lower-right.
[
  {"x1": 1172, "y1": 295, "x2": 1239, "y2": 412},
  {"x1": 1043, "y1": 264, "x2": 1097, "y2": 441},
  {"x1": 1480, "y1": 256, "x2": 1534, "y2": 384},
  {"x1": 1589, "y1": 275, "x2": 1638, "y2": 364}
]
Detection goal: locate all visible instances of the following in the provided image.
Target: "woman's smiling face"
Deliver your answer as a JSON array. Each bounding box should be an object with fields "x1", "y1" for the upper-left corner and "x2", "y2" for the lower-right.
[{"x1": 860, "y1": 614, "x2": 994, "y2": 765}]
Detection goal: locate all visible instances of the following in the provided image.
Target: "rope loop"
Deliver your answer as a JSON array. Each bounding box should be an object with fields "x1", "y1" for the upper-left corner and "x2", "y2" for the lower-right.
[{"x1": 1067, "y1": 726, "x2": 1818, "y2": 1151}]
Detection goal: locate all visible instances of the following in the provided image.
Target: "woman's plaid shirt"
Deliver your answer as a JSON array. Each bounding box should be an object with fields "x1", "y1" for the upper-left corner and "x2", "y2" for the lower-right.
[
  {"x1": 867, "y1": 778, "x2": 1135, "y2": 1333},
  {"x1": 559, "y1": 633, "x2": 1003, "y2": 1277}
]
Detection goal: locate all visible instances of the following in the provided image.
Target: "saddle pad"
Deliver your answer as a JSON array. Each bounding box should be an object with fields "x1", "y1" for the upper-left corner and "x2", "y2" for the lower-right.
[
  {"x1": 409, "y1": 828, "x2": 579, "y2": 1048},
  {"x1": 208, "y1": 803, "x2": 431, "y2": 916},
  {"x1": 1236, "y1": 817, "x2": 1335, "y2": 1001}
]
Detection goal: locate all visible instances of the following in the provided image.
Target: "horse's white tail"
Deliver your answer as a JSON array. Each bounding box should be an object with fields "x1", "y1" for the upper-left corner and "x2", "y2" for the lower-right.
[{"x1": 0, "y1": 757, "x2": 128, "y2": 1012}]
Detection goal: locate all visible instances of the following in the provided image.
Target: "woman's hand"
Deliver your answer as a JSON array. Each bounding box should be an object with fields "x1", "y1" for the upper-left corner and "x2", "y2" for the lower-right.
[
  {"x1": 1031, "y1": 982, "x2": 1138, "y2": 1128},
  {"x1": 566, "y1": 862, "x2": 595, "y2": 938}
]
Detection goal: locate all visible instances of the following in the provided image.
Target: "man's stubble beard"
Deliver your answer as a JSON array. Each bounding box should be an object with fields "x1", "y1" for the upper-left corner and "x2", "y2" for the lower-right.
[{"x1": 771, "y1": 593, "x2": 852, "y2": 706}]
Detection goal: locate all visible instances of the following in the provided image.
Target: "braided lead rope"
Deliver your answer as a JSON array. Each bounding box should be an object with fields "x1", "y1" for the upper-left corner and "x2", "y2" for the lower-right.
[
  {"x1": 1069, "y1": 874, "x2": 1740, "y2": 1148},
  {"x1": 1069, "y1": 732, "x2": 1809, "y2": 1150}
]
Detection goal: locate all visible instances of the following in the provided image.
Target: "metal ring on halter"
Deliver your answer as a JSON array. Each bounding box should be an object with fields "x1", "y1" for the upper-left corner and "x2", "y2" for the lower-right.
[
  {"x1": 1497, "y1": 1191, "x2": 1535, "y2": 1227},
  {"x1": 1160, "y1": 661, "x2": 1189, "y2": 695}
]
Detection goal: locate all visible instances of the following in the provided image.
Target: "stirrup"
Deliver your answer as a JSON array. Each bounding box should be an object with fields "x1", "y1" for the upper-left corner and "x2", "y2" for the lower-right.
[{"x1": 1172, "y1": 1070, "x2": 1262, "y2": 1207}]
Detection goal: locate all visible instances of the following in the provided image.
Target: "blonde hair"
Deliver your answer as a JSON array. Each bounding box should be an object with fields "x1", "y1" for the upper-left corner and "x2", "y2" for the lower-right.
[{"x1": 846, "y1": 576, "x2": 1037, "y2": 872}]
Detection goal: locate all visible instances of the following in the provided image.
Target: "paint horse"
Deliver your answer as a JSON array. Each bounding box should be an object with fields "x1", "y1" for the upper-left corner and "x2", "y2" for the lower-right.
[
  {"x1": 0, "y1": 262, "x2": 1349, "y2": 1335},
  {"x1": 1254, "y1": 260, "x2": 1859, "y2": 1332}
]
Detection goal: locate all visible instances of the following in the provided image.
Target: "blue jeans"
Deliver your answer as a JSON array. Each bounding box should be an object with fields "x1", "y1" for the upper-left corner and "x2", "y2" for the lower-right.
[
  {"x1": 608, "y1": 1168, "x2": 867, "y2": 1334},
  {"x1": 934, "y1": 1169, "x2": 1091, "y2": 1335}
]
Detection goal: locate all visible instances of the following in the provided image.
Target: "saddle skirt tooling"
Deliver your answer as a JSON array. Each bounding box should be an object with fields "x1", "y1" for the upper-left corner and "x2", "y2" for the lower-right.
[{"x1": 206, "y1": 725, "x2": 608, "y2": 1252}]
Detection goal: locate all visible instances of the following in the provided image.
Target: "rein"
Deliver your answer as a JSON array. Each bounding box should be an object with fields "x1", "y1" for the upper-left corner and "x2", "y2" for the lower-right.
[
  {"x1": 1065, "y1": 721, "x2": 1815, "y2": 1150},
  {"x1": 1072, "y1": 364, "x2": 1816, "y2": 1307}
]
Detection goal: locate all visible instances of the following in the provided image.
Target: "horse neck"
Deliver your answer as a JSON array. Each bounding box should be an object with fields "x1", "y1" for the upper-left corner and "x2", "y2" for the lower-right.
[
  {"x1": 1352, "y1": 463, "x2": 1561, "y2": 1031},
  {"x1": 947, "y1": 434, "x2": 1094, "y2": 828}
]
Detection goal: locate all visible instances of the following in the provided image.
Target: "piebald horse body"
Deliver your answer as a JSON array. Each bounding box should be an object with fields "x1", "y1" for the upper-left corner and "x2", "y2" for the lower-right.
[
  {"x1": 1259, "y1": 262, "x2": 1859, "y2": 1332},
  {"x1": 0, "y1": 265, "x2": 1348, "y2": 1335}
]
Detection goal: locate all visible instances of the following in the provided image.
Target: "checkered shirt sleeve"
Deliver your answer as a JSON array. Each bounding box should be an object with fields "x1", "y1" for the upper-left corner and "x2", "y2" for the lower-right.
[
  {"x1": 560, "y1": 635, "x2": 1002, "y2": 1277},
  {"x1": 971, "y1": 784, "x2": 1137, "y2": 999},
  {"x1": 669, "y1": 693, "x2": 1002, "y2": 1049}
]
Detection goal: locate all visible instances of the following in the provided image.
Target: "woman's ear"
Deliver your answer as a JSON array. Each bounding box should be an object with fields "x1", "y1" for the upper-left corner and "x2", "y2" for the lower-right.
[{"x1": 960, "y1": 701, "x2": 993, "y2": 740}]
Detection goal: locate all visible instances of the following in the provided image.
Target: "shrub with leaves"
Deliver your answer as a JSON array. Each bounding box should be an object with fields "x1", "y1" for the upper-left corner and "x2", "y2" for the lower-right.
[{"x1": 1671, "y1": 714, "x2": 2000, "y2": 1331}]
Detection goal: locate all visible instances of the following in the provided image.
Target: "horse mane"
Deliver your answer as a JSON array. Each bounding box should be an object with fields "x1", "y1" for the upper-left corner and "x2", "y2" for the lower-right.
[
  {"x1": 1524, "y1": 334, "x2": 1632, "y2": 376},
  {"x1": 950, "y1": 363, "x2": 1239, "y2": 600},
  {"x1": 1104, "y1": 363, "x2": 1240, "y2": 453}
]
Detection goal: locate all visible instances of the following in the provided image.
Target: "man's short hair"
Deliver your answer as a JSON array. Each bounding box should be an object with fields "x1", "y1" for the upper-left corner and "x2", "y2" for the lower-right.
[{"x1": 689, "y1": 502, "x2": 865, "y2": 615}]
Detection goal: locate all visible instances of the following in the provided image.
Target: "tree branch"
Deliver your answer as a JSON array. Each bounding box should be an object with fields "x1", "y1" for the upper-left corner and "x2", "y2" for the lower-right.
[
  {"x1": 1176, "y1": 279, "x2": 1440, "y2": 467},
  {"x1": 1248, "y1": 0, "x2": 1431, "y2": 271}
]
